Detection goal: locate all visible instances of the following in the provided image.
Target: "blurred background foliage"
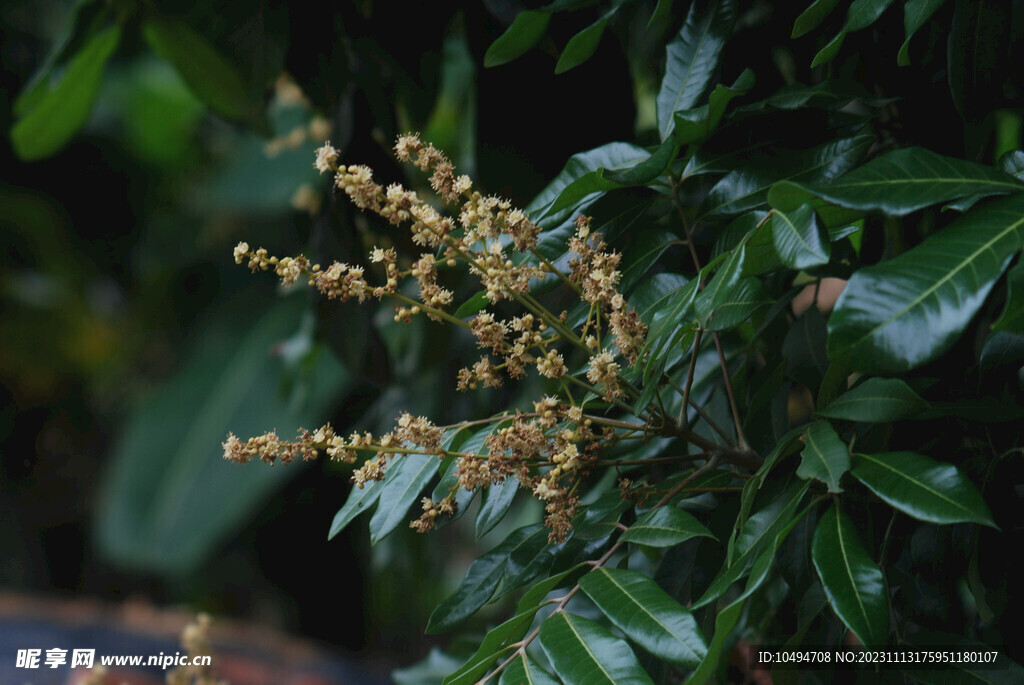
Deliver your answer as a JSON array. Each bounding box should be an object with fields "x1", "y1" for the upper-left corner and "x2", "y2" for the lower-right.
[{"x1": 0, "y1": 0, "x2": 638, "y2": 667}]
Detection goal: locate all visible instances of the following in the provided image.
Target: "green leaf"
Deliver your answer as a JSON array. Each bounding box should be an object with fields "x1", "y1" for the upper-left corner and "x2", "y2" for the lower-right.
[
  {"x1": 992, "y1": 260, "x2": 1024, "y2": 332},
  {"x1": 97, "y1": 298, "x2": 350, "y2": 574},
  {"x1": 556, "y1": 5, "x2": 619, "y2": 74},
  {"x1": 454, "y1": 291, "x2": 490, "y2": 319},
  {"x1": 484, "y1": 10, "x2": 550, "y2": 67},
  {"x1": 492, "y1": 525, "x2": 554, "y2": 598},
  {"x1": 330, "y1": 481, "x2": 383, "y2": 540},
  {"x1": 621, "y1": 506, "x2": 716, "y2": 547},
  {"x1": 500, "y1": 653, "x2": 561, "y2": 685},
  {"x1": 811, "y1": 0, "x2": 897, "y2": 68},
  {"x1": 539, "y1": 611, "x2": 654, "y2": 685},
  {"x1": 695, "y1": 479, "x2": 810, "y2": 608},
  {"x1": 580, "y1": 568, "x2": 707, "y2": 667},
  {"x1": 695, "y1": 243, "x2": 746, "y2": 327},
  {"x1": 672, "y1": 69, "x2": 755, "y2": 145},
  {"x1": 792, "y1": 0, "x2": 842, "y2": 38},
  {"x1": 828, "y1": 193, "x2": 1024, "y2": 373},
  {"x1": 142, "y1": 16, "x2": 253, "y2": 122},
  {"x1": 851, "y1": 451, "x2": 997, "y2": 527},
  {"x1": 769, "y1": 147, "x2": 1024, "y2": 216},
  {"x1": 947, "y1": 0, "x2": 1008, "y2": 123},
  {"x1": 812, "y1": 504, "x2": 890, "y2": 646},
  {"x1": 657, "y1": 0, "x2": 737, "y2": 140},
  {"x1": 703, "y1": 134, "x2": 873, "y2": 217},
  {"x1": 476, "y1": 477, "x2": 520, "y2": 539},
  {"x1": 683, "y1": 535, "x2": 781, "y2": 684},
  {"x1": 427, "y1": 524, "x2": 544, "y2": 633},
  {"x1": 369, "y1": 454, "x2": 440, "y2": 545},
  {"x1": 797, "y1": 421, "x2": 850, "y2": 493},
  {"x1": 443, "y1": 603, "x2": 544, "y2": 685},
  {"x1": 602, "y1": 137, "x2": 679, "y2": 186},
  {"x1": 817, "y1": 377, "x2": 929, "y2": 421},
  {"x1": 703, "y1": 277, "x2": 772, "y2": 331},
  {"x1": 528, "y1": 142, "x2": 649, "y2": 224},
  {"x1": 898, "y1": 0, "x2": 946, "y2": 65},
  {"x1": 11, "y1": 25, "x2": 121, "y2": 160},
  {"x1": 648, "y1": 0, "x2": 675, "y2": 29},
  {"x1": 772, "y1": 203, "x2": 831, "y2": 269}
]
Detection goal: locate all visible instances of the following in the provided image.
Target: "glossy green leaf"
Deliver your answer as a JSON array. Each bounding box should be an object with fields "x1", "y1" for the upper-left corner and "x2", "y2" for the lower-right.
[
  {"x1": 528, "y1": 142, "x2": 648, "y2": 223},
  {"x1": 851, "y1": 451, "x2": 997, "y2": 527},
  {"x1": 703, "y1": 134, "x2": 873, "y2": 217},
  {"x1": 493, "y1": 525, "x2": 556, "y2": 597},
  {"x1": 811, "y1": 0, "x2": 896, "y2": 68},
  {"x1": 454, "y1": 291, "x2": 490, "y2": 319},
  {"x1": 369, "y1": 453, "x2": 440, "y2": 544},
  {"x1": 797, "y1": 421, "x2": 850, "y2": 493},
  {"x1": 999, "y1": 150, "x2": 1024, "y2": 181},
  {"x1": 476, "y1": 477, "x2": 520, "y2": 539},
  {"x1": 11, "y1": 25, "x2": 121, "y2": 160},
  {"x1": 499, "y1": 653, "x2": 560, "y2": 685},
  {"x1": 695, "y1": 480, "x2": 810, "y2": 608},
  {"x1": 704, "y1": 277, "x2": 772, "y2": 331},
  {"x1": 143, "y1": 16, "x2": 252, "y2": 122},
  {"x1": 769, "y1": 148, "x2": 1024, "y2": 216},
  {"x1": 657, "y1": 0, "x2": 736, "y2": 140},
  {"x1": 828, "y1": 193, "x2": 1024, "y2": 373},
  {"x1": 517, "y1": 564, "x2": 588, "y2": 612},
  {"x1": 484, "y1": 11, "x2": 550, "y2": 67},
  {"x1": 427, "y1": 524, "x2": 544, "y2": 633},
  {"x1": 443, "y1": 603, "x2": 543, "y2": 685},
  {"x1": 673, "y1": 69, "x2": 755, "y2": 145},
  {"x1": 580, "y1": 568, "x2": 707, "y2": 667},
  {"x1": 98, "y1": 298, "x2": 349, "y2": 574},
  {"x1": 992, "y1": 260, "x2": 1024, "y2": 332},
  {"x1": 898, "y1": 0, "x2": 946, "y2": 65},
  {"x1": 601, "y1": 137, "x2": 678, "y2": 186},
  {"x1": 817, "y1": 377, "x2": 929, "y2": 421},
  {"x1": 330, "y1": 481, "x2": 383, "y2": 540},
  {"x1": 812, "y1": 504, "x2": 890, "y2": 646},
  {"x1": 539, "y1": 611, "x2": 654, "y2": 685},
  {"x1": 683, "y1": 542, "x2": 775, "y2": 684},
  {"x1": 696, "y1": 243, "x2": 746, "y2": 326},
  {"x1": 621, "y1": 506, "x2": 716, "y2": 547},
  {"x1": 772, "y1": 203, "x2": 831, "y2": 269},
  {"x1": 792, "y1": 0, "x2": 841, "y2": 38}
]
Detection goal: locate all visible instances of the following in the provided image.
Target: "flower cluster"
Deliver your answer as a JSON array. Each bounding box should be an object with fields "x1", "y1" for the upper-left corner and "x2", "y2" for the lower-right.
[{"x1": 225, "y1": 134, "x2": 653, "y2": 542}]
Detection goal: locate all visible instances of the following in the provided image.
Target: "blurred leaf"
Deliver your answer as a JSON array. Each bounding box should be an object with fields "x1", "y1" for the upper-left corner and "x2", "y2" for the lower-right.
[
  {"x1": 811, "y1": 0, "x2": 897, "y2": 68},
  {"x1": 12, "y1": 25, "x2": 121, "y2": 160},
  {"x1": 769, "y1": 148, "x2": 1024, "y2": 216},
  {"x1": 425, "y1": 19, "x2": 477, "y2": 173},
  {"x1": 827, "y1": 193, "x2": 1024, "y2": 373},
  {"x1": 369, "y1": 453, "x2": 440, "y2": 544},
  {"x1": 797, "y1": 421, "x2": 850, "y2": 493},
  {"x1": 476, "y1": 477, "x2": 520, "y2": 539},
  {"x1": 812, "y1": 504, "x2": 890, "y2": 645},
  {"x1": 427, "y1": 524, "x2": 545, "y2": 633},
  {"x1": 622, "y1": 506, "x2": 716, "y2": 547},
  {"x1": 792, "y1": 0, "x2": 841, "y2": 38},
  {"x1": 898, "y1": 0, "x2": 946, "y2": 65},
  {"x1": 98, "y1": 297, "x2": 350, "y2": 574},
  {"x1": 13, "y1": 0, "x2": 109, "y2": 118},
  {"x1": 485, "y1": 11, "x2": 550, "y2": 67},
  {"x1": 772, "y1": 203, "x2": 831, "y2": 269},
  {"x1": 817, "y1": 377, "x2": 929, "y2": 421},
  {"x1": 850, "y1": 451, "x2": 997, "y2": 527},
  {"x1": 948, "y1": 0, "x2": 1008, "y2": 122},
  {"x1": 393, "y1": 648, "x2": 466, "y2": 685},
  {"x1": 539, "y1": 611, "x2": 654, "y2": 684},
  {"x1": 142, "y1": 15, "x2": 254, "y2": 123},
  {"x1": 657, "y1": 0, "x2": 736, "y2": 140},
  {"x1": 580, "y1": 568, "x2": 707, "y2": 667}
]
